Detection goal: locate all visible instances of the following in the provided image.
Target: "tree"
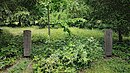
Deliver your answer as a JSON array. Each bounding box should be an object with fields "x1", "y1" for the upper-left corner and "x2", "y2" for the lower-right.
[
  {"x1": 85, "y1": 0, "x2": 130, "y2": 42},
  {"x1": 0, "y1": 0, "x2": 37, "y2": 26},
  {"x1": 14, "y1": 11, "x2": 30, "y2": 26}
]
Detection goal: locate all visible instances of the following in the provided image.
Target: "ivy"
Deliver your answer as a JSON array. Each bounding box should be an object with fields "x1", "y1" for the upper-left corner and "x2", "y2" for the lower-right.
[{"x1": 32, "y1": 37, "x2": 103, "y2": 72}]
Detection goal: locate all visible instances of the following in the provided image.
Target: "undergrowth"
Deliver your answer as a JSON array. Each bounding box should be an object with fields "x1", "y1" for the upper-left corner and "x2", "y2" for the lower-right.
[
  {"x1": 0, "y1": 27, "x2": 129, "y2": 73},
  {"x1": 32, "y1": 36, "x2": 103, "y2": 72}
]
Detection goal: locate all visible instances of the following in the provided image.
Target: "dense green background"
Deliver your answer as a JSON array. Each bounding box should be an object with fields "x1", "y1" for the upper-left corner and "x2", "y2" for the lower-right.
[
  {"x1": 0, "y1": 0, "x2": 130, "y2": 73},
  {"x1": 0, "y1": 0, "x2": 130, "y2": 41}
]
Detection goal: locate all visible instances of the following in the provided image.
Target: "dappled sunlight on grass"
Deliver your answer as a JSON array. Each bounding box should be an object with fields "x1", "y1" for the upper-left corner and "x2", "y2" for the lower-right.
[
  {"x1": 70, "y1": 27, "x2": 104, "y2": 39},
  {"x1": 2, "y1": 26, "x2": 129, "y2": 41},
  {"x1": 2, "y1": 26, "x2": 67, "y2": 40},
  {"x1": 2, "y1": 26, "x2": 104, "y2": 40}
]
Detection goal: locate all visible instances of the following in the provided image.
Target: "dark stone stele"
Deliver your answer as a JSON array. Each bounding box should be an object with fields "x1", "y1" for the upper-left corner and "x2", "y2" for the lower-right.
[
  {"x1": 23, "y1": 30, "x2": 31, "y2": 57},
  {"x1": 104, "y1": 29, "x2": 112, "y2": 57}
]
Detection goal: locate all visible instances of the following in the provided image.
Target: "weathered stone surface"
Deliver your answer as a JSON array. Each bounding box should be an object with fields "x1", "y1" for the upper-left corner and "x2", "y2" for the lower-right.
[
  {"x1": 104, "y1": 29, "x2": 112, "y2": 57},
  {"x1": 23, "y1": 30, "x2": 31, "y2": 56}
]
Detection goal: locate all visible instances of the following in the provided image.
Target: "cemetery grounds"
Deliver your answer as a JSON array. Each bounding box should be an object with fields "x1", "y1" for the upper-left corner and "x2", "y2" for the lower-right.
[{"x1": 0, "y1": 26, "x2": 130, "y2": 73}]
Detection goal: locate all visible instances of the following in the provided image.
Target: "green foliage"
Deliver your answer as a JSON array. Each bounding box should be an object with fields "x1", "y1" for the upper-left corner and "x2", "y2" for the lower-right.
[
  {"x1": 0, "y1": 29, "x2": 13, "y2": 47},
  {"x1": 0, "y1": 29, "x2": 23, "y2": 48},
  {"x1": 0, "y1": 27, "x2": 129, "y2": 72},
  {"x1": 32, "y1": 36, "x2": 103, "y2": 72},
  {"x1": 86, "y1": 0, "x2": 130, "y2": 41},
  {"x1": 0, "y1": 46, "x2": 22, "y2": 69},
  {"x1": 66, "y1": 18, "x2": 87, "y2": 28},
  {"x1": 86, "y1": 58, "x2": 130, "y2": 73},
  {"x1": 106, "y1": 58, "x2": 130, "y2": 73},
  {"x1": 8, "y1": 59, "x2": 30, "y2": 73},
  {"x1": 66, "y1": 0, "x2": 92, "y2": 18},
  {"x1": 0, "y1": 0, "x2": 92, "y2": 29},
  {"x1": 13, "y1": 11, "x2": 30, "y2": 26},
  {"x1": 0, "y1": 0, "x2": 36, "y2": 27},
  {"x1": 113, "y1": 43, "x2": 130, "y2": 62},
  {"x1": 0, "y1": 29, "x2": 23, "y2": 69}
]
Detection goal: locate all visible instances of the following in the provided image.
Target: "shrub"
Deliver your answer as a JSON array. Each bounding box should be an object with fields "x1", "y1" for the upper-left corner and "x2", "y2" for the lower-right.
[{"x1": 0, "y1": 29, "x2": 13, "y2": 47}]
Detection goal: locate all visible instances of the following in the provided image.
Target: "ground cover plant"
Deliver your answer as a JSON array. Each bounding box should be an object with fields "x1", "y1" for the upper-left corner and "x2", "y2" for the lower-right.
[
  {"x1": 0, "y1": 29, "x2": 23, "y2": 70},
  {"x1": 113, "y1": 42, "x2": 130, "y2": 63},
  {"x1": 0, "y1": 27, "x2": 129, "y2": 73},
  {"x1": 0, "y1": 0, "x2": 130, "y2": 72},
  {"x1": 32, "y1": 36, "x2": 103, "y2": 72},
  {"x1": 8, "y1": 58, "x2": 31, "y2": 73},
  {"x1": 86, "y1": 58, "x2": 130, "y2": 73}
]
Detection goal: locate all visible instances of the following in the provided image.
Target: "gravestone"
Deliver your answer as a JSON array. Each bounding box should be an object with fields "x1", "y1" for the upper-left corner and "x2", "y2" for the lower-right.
[
  {"x1": 104, "y1": 29, "x2": 112, "y2": 57},
  {"x1": 23, "y1": 30, "x2": 31, "y2": 57}
]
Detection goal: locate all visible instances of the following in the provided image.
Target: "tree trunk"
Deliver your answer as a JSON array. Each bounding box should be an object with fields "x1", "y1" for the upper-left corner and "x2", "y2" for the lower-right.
[
  {"x1": 18, "y1": 16, "x2": 21, "y2": 26},
  {"x1": 118, "y1": 29, "x2": 123, "y2": 42}
]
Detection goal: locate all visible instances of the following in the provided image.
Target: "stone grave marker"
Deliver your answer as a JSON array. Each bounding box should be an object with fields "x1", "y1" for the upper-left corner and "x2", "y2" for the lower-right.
[
  {"x1": 23, "y1": 30, "x2": 31, "y2": 57},
  {"x1": 104, "y1": 29, "x2": 112, "y2": 57}
]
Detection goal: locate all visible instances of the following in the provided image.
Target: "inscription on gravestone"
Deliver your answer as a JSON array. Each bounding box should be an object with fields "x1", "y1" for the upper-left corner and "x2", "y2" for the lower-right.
[
  {"x1": 23, "y1": 30, "x2": 31, "y2": 57},
  {"x1": 104, "y1": 29, "x2": 112, "y2": 57}
]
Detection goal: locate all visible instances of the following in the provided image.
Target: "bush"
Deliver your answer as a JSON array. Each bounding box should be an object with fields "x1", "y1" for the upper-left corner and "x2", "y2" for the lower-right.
[
  {"x1": 67, "y1": 18, "x2": 87, "y2": 28},
  {"x1": 0, "y1": 29, "x2": 13, "y2": 47}
]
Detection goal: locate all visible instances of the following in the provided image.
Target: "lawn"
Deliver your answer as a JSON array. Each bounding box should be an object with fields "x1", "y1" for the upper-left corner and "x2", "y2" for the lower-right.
[{"x1": 2, "y1": 26, "x2": 104, "y2": 39}]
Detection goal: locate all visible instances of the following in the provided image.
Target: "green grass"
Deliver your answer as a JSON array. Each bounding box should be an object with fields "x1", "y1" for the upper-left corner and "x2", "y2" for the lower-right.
[
  {"x1": 1, "y1": 26, "x2": 122, "y2": 40},
  {"x1": 2, "y1": 26, "x2": 104, "y2": 40},
  {"x1": 86, "y1": 60, "x2": 114, "y2": 73},
  {"x1": 86, "y1": 58, "x2": 130, "y2": 73},
  {"x1": 70, "y1": 27, "x2": 104, "y2": 39}
]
